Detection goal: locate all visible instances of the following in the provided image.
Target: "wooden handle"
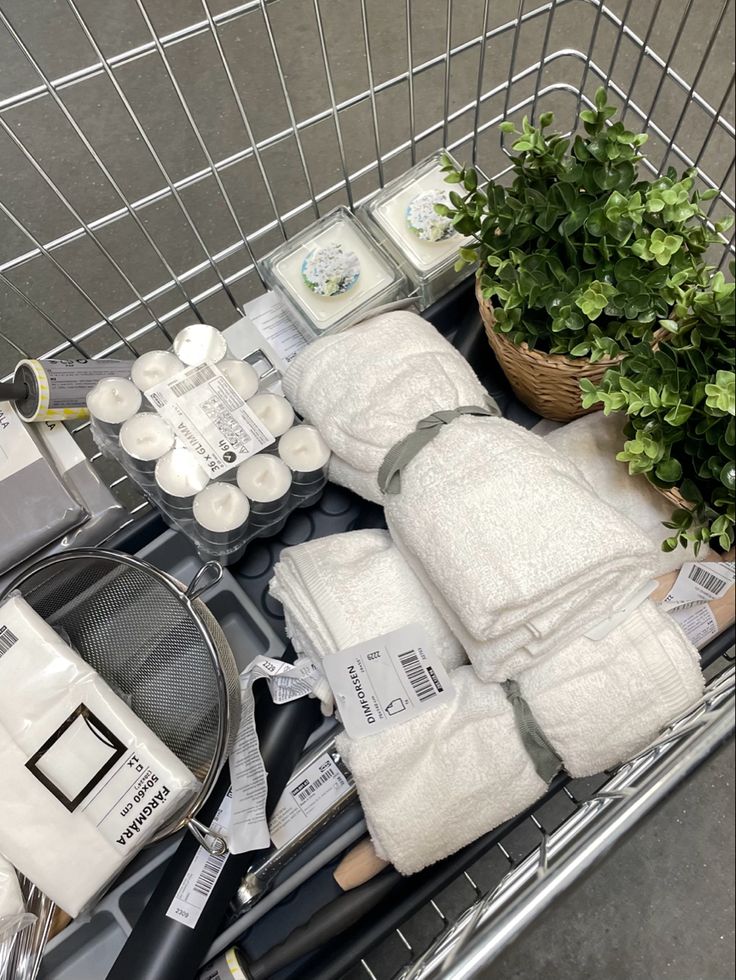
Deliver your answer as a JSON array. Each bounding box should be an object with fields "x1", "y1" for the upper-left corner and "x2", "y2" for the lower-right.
[
  {"x1": 652, "y1": 550, "x2": 735, "y2": 641},
  {"x1": 333, "y1": 837, "x2": 389, "y2": 891}
]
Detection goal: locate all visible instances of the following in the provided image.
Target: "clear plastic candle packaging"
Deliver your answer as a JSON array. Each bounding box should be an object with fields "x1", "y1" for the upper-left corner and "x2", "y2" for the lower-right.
[
  {"x1": 261, "y1": 206, "x2": 407, "y2": 339},
  {"x1": 358, "y1": 150, "x2": 475, "y2": 309},
  {"x1": 88, "y1": 325, "x2": 331, "y2": 564}
]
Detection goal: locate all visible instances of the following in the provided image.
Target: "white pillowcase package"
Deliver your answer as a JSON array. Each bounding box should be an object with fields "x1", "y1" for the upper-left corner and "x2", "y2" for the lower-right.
[{"x1": 0, "y1": 596, "x2": 199, "y2": 916}]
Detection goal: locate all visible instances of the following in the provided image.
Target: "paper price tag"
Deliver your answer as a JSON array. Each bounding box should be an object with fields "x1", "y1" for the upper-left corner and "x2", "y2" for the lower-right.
[
  {"x1": 662, "y1": 561, "x2": 735, "y2": 609},
  {"x1": 269, "y1": 750, "x2": 352, "y2": 850},
  {"x1": 321, "y1": 624, "x2": 455, "y2": 740},
  {"x1": 147, "y1": 363, "x2": 274, "y2": 477},
  {"x1": 228, "y1": 655, "x2": 321, "y2": 855},
  {"x1": 670, "y1": 602, "x2": 720, "y2": 648}
]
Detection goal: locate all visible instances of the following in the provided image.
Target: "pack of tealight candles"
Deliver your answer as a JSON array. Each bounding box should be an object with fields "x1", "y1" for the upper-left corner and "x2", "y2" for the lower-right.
[{"x1": 86, "y1": 324, "x2": 331, "y2": 564}]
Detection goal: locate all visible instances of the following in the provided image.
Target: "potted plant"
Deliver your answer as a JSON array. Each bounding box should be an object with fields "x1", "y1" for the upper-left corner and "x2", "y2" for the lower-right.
[
  {"x1": 440, "y1": 89, "x2": 730, "y2": 420},
  {"x1": 581, "y1": 271, "x2": 735, "y2": 553}
]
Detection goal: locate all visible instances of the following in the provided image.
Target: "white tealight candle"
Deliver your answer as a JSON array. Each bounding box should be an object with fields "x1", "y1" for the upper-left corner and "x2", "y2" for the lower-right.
[
  {"x1": 278, "y1": 425, "x2": 330, "y2": 477},
  {"x1": 131, "y1": 350, "x2": 184, "y2": 391},
  {"x1": 193, "y1": 483, "x2": 250, "y2": 536},
  {"x1": 219, "y1": 359, "x2": 259, "y2": 401},
  {"x1": 237, "y1": 454, "x2": 292, "y2": 506},
  {"x1": 246, "y1": 393, "x2": 295, "y2": 438},
  {"x1": 173, "y1": 324, "x2": 228, "y2": 367},
  {"x1": 86, "y1": 378, "x2": 142, "y2": 435},
  {"x1": 155, "y1": 448, "x2": 210, "y2": 505},
  {"x1": 119, "y1": 413, "x2": 175, "y2": 476}
]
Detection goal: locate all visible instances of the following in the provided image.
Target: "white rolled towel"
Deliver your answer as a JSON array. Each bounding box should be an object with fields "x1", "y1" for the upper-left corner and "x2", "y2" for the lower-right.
[
  {"x1": 0, "y1": 596, "x2": 198, "y2": 916},
  {"x1": 385, "y1": 414, "x2": 658, "y2": 680},
  {"x1": 517, "y1": 600, "x2": 704, "y2": 777},
  {"x1": 283, "y1": 310, "x2": 498, "y2": 504},
  {"x1": 269, "y1": 530, "x2": 467, "y2": 709},
  {"x1": 336, "y1": 666, "x2": 548, "y2": 874},
  {"x1": 541, "y1": 411, "x2": 708, "y2": 573}
]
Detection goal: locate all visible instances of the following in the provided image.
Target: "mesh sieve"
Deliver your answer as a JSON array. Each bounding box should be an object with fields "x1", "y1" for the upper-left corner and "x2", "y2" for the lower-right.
[{"x1": 1, "y1": 549, "x2": 242, "y2": 849}]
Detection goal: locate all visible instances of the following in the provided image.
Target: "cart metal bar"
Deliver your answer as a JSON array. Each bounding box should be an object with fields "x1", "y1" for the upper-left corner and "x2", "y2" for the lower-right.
[
  {"x1": 530, "y1": 0, "x2": 556, "y2": 123},
  {"x1": 0, "y1": 271, "x2": 85, "y2": 358},
  {"x1": 0, "y1": 4, "x2": 205, "y2": 325},
  {"x1": 405, "y1": 0, "x2": 417, "y2": 166},
  {"x1": 62, "y1": 0, "x2": 240, "y2": 313},
  {"x1": 397, "y1": 665, "x2": 736, "y2": 980},
  {"x1": 359, "y1": 0, "x2": 384, "y2": 188},
  {"x1": 133, "y1": 0, "x2": 265, "y2": 291},
  {"x1": 258, "y1": 0, "x2": 321, "y2": 219},
  {"x1": 0, "y1": 198, "x2": 137, "y2": 356},
  {"x1": 199, "y1": 0, "x2": 287, "y2": 241},
  {"x1": 641, "y1": 0, "x2": 696, "y2": 136},
  {"x1": 471, "y1": 0, "x2": 491, "y2": 164},
  {"x1": 312, "y1": 0, "x2": 356, "y2": 210},
  {"x1": 442, "y1": 0, "x2": 454, "y2": 150}
]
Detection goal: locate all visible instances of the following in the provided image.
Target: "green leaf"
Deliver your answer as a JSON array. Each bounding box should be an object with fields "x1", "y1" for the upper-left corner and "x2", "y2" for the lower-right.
[{"x1": 655, "y1": 457, "x2": 683, "y2": 483}]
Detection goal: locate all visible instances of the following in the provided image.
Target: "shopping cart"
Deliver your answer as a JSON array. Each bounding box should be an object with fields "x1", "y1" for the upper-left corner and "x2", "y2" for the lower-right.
[{"x1": 1, "y1": 0, "x2": 734, "y2": 977}]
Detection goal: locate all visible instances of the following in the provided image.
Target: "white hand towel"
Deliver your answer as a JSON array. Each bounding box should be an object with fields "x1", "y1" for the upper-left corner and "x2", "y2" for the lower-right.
[
  {"x1": 517, "y1": 600, "x2": 704, "y2": 777},
  {"x1": 385, "y1": 414, "x2": 658, "y2": 680},
  {"x1": 336, "y1": 666, "x2": 548, "y2": 874},
  {"x1": 541, "y1": 411, "x2": 709, "y2": 572},
  {"x1": 0, "y1": 596, "x2": 198, "y2": 916},
  {"x1": 283, "y1": 311, "x2": 497, "y2": 503},
  {"x1": 269, "y1": 530, "x2": 467, "y2": 710}
]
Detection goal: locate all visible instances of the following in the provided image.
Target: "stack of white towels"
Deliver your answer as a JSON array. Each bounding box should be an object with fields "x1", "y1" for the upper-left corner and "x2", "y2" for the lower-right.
[{"x1": 269, "y1": 310, "x2": 706, "y2": 875}]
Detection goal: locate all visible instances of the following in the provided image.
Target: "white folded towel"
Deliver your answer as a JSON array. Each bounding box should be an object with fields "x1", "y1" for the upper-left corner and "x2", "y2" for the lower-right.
[
  {"x1": 385, "y1": 414, "x2": 659, "y2": 679},
  {"x1": 517, "y1": 600, "x2": 704, "y2": 777},
  {"x1": 0, "y1": 596, "x2": 198, "y2": 916},
  {"x1": 541, "y1": 412, "x2": 708, "y2": 572},
  {"x1": 283, "y1": 311, "x2": 497, "y2": 503},
  {"x1": 336, "y1": 666, "x2": 548, "y2": 874},
  {"x1": 269, "y1": 530, "x2": 466, "y2": 710}
]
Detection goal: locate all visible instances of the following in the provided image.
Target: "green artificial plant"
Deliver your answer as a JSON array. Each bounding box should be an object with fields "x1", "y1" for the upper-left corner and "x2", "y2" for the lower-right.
[
  {"x1": 440, "y1": 89, "x2": 732, "y2": 360},
  {"x1": 581, "y1": 270, "x2": 736, "y2": 553}
]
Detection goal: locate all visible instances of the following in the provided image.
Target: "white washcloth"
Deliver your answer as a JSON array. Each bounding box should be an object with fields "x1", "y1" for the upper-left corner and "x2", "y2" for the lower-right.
[
  {"x1": 269, "y1": 530, "x2": 466, "y2": 709},
  {"x1": 0, "y1": 596, "x2": 198, "y2": 916},
  {"x1": 517, "y1": 600, "x2": 704, "y2": 777},
  {"x1": 541, "y1": 412, "x2": 708, "y2": 572},
  {"x1": 385, "y1": 414, "x2": 659, "y2": 680},
  {"x1": 283, "y1": 311, "x2": 496, "y2": 504},
  {"x1": 336, "y1": 666, "x2": 548, "y2": 874}
]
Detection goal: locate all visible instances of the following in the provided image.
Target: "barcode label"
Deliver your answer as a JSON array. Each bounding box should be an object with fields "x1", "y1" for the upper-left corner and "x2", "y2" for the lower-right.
[
  {"x1": 662, "y1": 561, "x2": 735, "y2": 610},
  {"x1": 0, "y1": 625, "x2": 18, "y2": 656},
  {"x1": 168, "y1": 364, "x2": 216, "y2": 398},
  {"x1": 688, "y1": 564, "x2": 731, "y2": 597},
  {"x1": 322, "y1": 624, "x2": 455, "y2": 739},
  {"x1": 166, "y1": 791, "x2": 232, "y2": 929},
  {"x1": 296, "y1": 769, "x2": 334, "y2": 803},
  {"x1": 191, "y1": 853, "x2": 227, "y2": 897},
  {"x1": 269, "y1": 752, "x2": 353, "y2": 849},
  {"x1": 398, "y1": 649, "x2": 437, "y2": 702}
]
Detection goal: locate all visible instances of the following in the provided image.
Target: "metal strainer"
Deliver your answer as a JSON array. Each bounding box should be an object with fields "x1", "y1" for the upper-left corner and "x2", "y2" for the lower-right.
[{"x1": 1, "y1": 548, "x2": 242, "y2": 854}]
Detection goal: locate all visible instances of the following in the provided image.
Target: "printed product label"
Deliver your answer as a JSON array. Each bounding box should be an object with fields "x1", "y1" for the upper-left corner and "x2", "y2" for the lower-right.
[
  {"x1": 39, "y1": 359, "x2": 133, "y2": 410},
  {"x1": 244, "y1": 291, "x2": 308, "y2": 368},
  {"x1": 662, "y1": 561, "x2": 735, "y2": 609},
  {"x1": 228, "y1": 656, "x2": 321, "y2": 855},
  {"x1": 670, "y1": 602, "x2": 720, "y2": 648},
  {"x1": 166, "y1": 791, "x2": 232, "y2": 929},
  {"x1": 321, "y1": 624, "x2": 455, "y2": 739},
  {"x1": 147, "y1": 363, "x2": 274, "y2": 477},
  {"x1": 0, "y1": 402, "x2": 41, "y2": 480},
  {"x1": 269, "y1": 751, "x2": 353, "y2": 850}
]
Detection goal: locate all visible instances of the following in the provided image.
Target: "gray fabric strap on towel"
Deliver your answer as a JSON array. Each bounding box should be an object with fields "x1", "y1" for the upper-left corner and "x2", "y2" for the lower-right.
[
  {"x1": 378, "y1": 404, "x2": 496, "y2": 495},
  {"x1": 502, "y1": 680, "x2": 563, "y2": 784}
]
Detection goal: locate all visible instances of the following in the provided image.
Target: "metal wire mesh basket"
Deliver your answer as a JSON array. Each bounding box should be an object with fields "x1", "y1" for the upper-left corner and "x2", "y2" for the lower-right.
[
  {"x1": 0, "y1": 0, "x2": 734, "y2": 975},
  {"x1": 1, "y1": 550, "x2": 242, "y2": 850}
]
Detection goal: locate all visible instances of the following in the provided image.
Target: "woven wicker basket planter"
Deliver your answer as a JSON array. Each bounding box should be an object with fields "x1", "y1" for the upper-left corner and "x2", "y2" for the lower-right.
[{"x1": 477, "y1": 280, "x2": 624, "y2": 423}]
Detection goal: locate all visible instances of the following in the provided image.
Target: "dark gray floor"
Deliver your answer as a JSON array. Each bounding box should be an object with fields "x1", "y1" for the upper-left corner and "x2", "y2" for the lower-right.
[{"x1": 1, "y1": 1, "x2": 734, "y2": 977}]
